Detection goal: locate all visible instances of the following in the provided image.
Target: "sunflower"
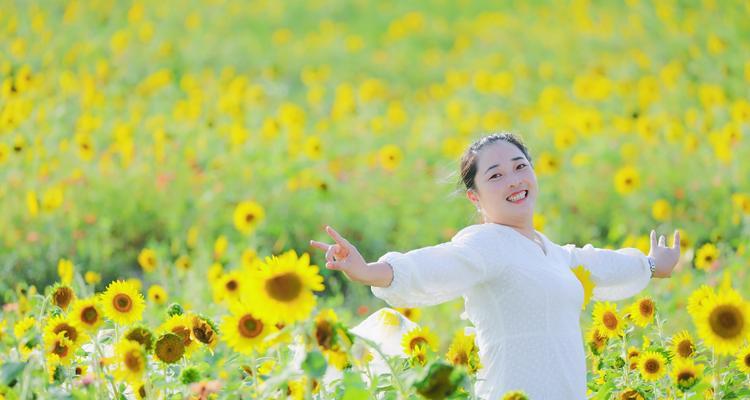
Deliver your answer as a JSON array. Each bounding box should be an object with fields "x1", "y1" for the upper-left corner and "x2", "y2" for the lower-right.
[
  {"x1": 378, "y1": 144, "x2": 403, "y2": 172},
  {"x1": 586, "y1": 326, "x2": 609, "y2": 356},
  {"x1": 401, "y1": 326, "x2": 439, "y2": 356},
  {"x1": 638, "y1": 350, "x2": 667, "y2": 381},
  {"x1": 100, "y1": 280, "x2": 145, "y2": 325},
  {"x1": 137, "y1": 248, "x2": 158, "y2": 272},
  {"x1": 158, "y1": 314, "x2": 199, "y2": 355},
  {"x1": 694, "y1": 288, "x2": 750, "y2": 355},
  {"x1": 57, "y1": 258, "x2": 74, "y2": 285},
  {"x1": 694, "y1": 243, "x2": 719, "y2": 271},
  {"x1": 687, "y1": 285, "x2": 716, "y2": 319},
  {"x1": 501, "y1": 391, "x2": 530, "y2": 400},
  {"x1": 409, "y1": 344, "x2": 428, "y2": 367},
  {"x1": 220, "y1": 302, "x2": 276, "y2": 354},
  {"x1": 735, "y1": 344, "x2": 750, "y2": 374},
  {"x1": 313, "y1": 309, "x2": 339, "y2": 351},
  {"x1": 395, "y1": 307, "x2": 422, "y2": 323},
  {"x1": 626, "y1": 346, "x2": 640, "y2": 370},
  {"x1": 614, "y1": 165, "x2": 640, "y2": 195},
  {"x1": 113, "y1": 339, "x2": 147, "y2": 384},
  {"x1": 213, "y1": 270, "x2": 244, "y2": 304},
  {"x1": 154, "y1": 333, "x2": 185, "y2": 364},
  {"x1": 670, "y1": 330, "x2": 696, "y2": 359},
  {"x1": 570, "y1": 265, "x2": 595, "y2": 310},
  {"x1": 233, "y1": 200, "x2": 265, "y2": 234},
  {"x1": 191, "y1": 315, "x2": 219, "y2": 349},
  {"x1": 670, "y1": 357, "x2": 704, "y2": 391},
  {"x1": 43, "y1": 331, "x2": 75, "y2": 365},
  {"x1": 50, "y1": 284, "x2": 76, "y2": 310},
  {"x1": 44, "y1": 315, "x2": 88, "y2": 350},
  {"x1": 617, "y1": 388, "x2": 645, "y2": 400},
  {"x1": 445, "y1": 329, "x2": 481, "y2": 374},
  {"x1": 626, "y1": 296, "x2": 656, "y2": 327},
  {"x1": 70, "y1": 297, "x2": 103, "y2": 332},
  {"x1": 125, "y1": 326, "x2": 155, "y2": 353},
  {"x1": 592, "y1": 302, "x2": 626, "y2": 338},
  {"x1": 147, "y1": 285, "x2": 168, "y2": 305},
  {"x1": 245, "y1": 250, "x2": 324, "y2": 324}
]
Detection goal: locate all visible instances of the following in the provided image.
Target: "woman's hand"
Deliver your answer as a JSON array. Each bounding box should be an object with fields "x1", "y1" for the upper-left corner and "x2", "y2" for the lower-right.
[
  {"x1": 310, "y1": 225, "x2": 370, "y2": 284},
  {"x1": 648, "y1": 229, "x2": 681, "y2": 278}
]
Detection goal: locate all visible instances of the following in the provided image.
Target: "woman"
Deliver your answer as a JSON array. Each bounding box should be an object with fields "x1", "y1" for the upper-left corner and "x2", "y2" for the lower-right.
[{"x1": 309, "y1": 132, "x2": 681, "y2": 399}]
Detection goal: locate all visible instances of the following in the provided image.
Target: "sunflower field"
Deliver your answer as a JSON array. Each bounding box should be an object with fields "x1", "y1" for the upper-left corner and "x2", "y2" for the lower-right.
[{"x1": 1, "y1": 0, "x2": 750, "y2": 399}]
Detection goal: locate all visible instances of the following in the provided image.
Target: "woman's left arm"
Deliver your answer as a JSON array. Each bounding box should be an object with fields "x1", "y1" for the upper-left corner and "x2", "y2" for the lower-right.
[{"x1": 563, "y1": 229, "x2": 681, "y2": 301}]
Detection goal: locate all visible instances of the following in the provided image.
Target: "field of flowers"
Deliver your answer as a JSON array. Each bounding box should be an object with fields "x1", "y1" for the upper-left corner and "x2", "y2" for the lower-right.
[{"x1": 1, "y1": 0, "x2": 750, "y2": 398}]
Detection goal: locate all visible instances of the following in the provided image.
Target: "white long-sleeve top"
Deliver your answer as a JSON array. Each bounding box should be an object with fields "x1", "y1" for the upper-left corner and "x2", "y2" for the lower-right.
[{"x1": 370, "y1": 222, "x2": 652, "y2": 400}]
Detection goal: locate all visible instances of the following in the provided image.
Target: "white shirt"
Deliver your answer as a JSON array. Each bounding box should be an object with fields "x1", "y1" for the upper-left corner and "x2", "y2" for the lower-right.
[{"x1": 370, "y1": 222, "x2": 652, "y2": 400}]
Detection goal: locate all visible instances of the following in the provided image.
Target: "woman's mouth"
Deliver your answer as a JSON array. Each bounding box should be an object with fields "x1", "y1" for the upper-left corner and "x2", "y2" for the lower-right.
[{"x1": 506, "y1": 190, "x2": 528, "y2": 203}]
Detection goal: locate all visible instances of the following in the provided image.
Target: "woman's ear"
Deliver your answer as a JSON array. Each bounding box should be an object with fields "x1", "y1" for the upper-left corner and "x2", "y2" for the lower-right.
[{"x1": 466, "y1": 189, "x2": 478, "y2": 206}]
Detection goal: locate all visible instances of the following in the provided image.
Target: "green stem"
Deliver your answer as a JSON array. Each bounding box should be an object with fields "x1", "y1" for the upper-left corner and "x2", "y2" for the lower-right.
[{"x1": 349, "y1": 332, "x2": 406, "y2": 397}]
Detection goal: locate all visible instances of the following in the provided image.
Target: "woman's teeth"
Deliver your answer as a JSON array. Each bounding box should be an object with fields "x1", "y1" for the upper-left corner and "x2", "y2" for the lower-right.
[{"x1": 507, "y1": 190, "x2": 528, "y2": 202}]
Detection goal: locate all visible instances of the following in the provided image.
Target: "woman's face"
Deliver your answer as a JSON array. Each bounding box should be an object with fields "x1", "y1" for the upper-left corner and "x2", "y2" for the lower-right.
[{"x1": 466, "y1": 141, "x2": 538, "y2": 227}]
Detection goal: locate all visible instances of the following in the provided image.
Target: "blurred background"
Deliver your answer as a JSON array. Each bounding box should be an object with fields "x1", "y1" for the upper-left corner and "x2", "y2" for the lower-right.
[{"x1": 1, "y1": 0, "x2": 749, "y2": 330}]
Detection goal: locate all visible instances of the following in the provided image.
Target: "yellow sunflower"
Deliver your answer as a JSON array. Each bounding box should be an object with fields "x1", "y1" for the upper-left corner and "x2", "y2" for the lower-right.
[
  {"x1": 100, "y1": 280, "x2": 145, "y2": 325},
  {"x1": 626, "y1": 296, "x2": 656, "y2": 327},
  {"x1": 626, "y1": 346, "x2": 640, "y2": 370},
  {"x1": 245, "y1": 250, "x2": 324, "y2": 324},
  {"x1": 147, "y1": 285, "x2": 168, "y2": 305},
  {"x1": 233, "y1": 200, "x2": 265, "y2": 234},
  {"x1": 687, "y1": 285, "x2": 716, "y2": 320},
  {"x1": 44, "y1": 315, "x2": 88, "y2": 350},
  {"x1": 395, "y1": 307, "x2": 422, "y2": 323},
  {"x1": 670, "y1": 330, "x2": 696, "y2": 359},
  {"x1": 592, "y1": 302, "x2": 626, "y2": 338},
  {"x1": 445, "y1": 329, "x2": 481, "y2": 374},
  {"x1": 313, "y1": 309, "x2": 339, "y2": 351},
  {"x1": 378, "y1": 144, "x2": 403, "y2": 172},
  {"x1": 409, "y1": 344, "x2": 428, "y2": 367},
  {"x1": 70, "y1": 297, "x2": 104, "y2": 332},
  {"x1": 50, "y1": 284, "x2": 76, "y2": 310},
  {"x1": 191, "y1": 315, "x2": 219, "y2": 349},
  {"x1": 43, "y1": 331, "x2": 75, "y2": 365},
  {"x1": 137, "y1": 248, "x2": 157, "y2": 272},
  {"x1": 153, "y1": 333, "x2": 185, "y2": 364},
  {"x1": 571, "y1": 265, "x2": 595, "y2": 310},
  {"x1": 670, "y1": 357, "x2": 704, "y2": 391},
  {"x1": 614, "y1": 165, "x2": 640, "y2": 195},
  {"x1": 501, "y1": 391, "x2": 530, "y2": 400},
  {"x1": 637, "y1": 350, "x2": 667, "y2": 381},
  {"x1": 694, "y1": 243, "x2": 719, "y2": 271},
  {"x1": 401, "y1": 326, "x2": 439, "y2": 356},
  {"x1": 212, "y1": 270, "x2": 244, "y2": 304},
  {"x1": 694, "y1": 288, "x2": 750, "y2": 355},
  {"x1": 586, "y1": 326, "x2": 609, "y2": 356},
  {"x1": 220, "y1": 301, "x2": 276, "y2": 354},
  {"x1": 158, "y1": 314, "x2": 199, "y2": 355},
  {"x1": 735, "y1": 344, "x2": 750, "y2": 374},
  {"x1": 617, "y1": 388, "x2": 644, "y2": 400},
  {"x1": 113, "y1": 339, "x2": 147, "y2": 385}
]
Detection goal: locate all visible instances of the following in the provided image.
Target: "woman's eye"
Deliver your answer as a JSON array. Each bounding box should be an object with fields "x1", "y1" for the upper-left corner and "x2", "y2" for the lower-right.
[
  {"x1": 490, "y1": 173, "x2": 501, "y2": 179},
  {"x1": 517, "y1": 163, "x2": 526, "y2": 169}
]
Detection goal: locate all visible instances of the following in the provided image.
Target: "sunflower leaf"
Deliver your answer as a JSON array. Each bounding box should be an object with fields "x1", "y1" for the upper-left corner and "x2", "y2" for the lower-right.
[
  {"x1": 301, "y1": 350, "x2": 327, "y2": 379},
  {"x1": 0, "y1": 362, "x2": 25, "y2": 386}
]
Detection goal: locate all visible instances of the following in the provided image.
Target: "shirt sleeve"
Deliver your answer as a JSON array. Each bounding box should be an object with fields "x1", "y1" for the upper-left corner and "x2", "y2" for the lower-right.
[
  {"x1": 562, "y1": 243, "x2": 652, "y2": 302},
  {"x1": 370, "y1": 227, "x2": 497, "y2": 308}
]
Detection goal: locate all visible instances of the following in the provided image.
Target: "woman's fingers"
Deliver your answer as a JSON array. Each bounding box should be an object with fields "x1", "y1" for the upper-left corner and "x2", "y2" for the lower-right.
[
  {"x1": 650, "y1": 230, "x2": 657, "y2": 249},
  {"x1": 673, "y1": 230, "x2": 681, "y2": 250},
  {"x1": 658, "y1": 235, "x2": 666, "y2": 247},
  {"x1": 309, "y1": 240, "x2": 331, "y2": 252}
]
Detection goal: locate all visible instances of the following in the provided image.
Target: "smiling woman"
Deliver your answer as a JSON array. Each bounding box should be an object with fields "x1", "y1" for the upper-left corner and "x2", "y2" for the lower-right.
[{"x1": 310, "y1": 132, "x2": 682, "y2": 399}]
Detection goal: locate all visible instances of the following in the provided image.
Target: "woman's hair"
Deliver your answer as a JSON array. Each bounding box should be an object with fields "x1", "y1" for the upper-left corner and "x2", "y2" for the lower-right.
[{"x1": 457, "y1": 132, "x2": 533, "y2": 191}]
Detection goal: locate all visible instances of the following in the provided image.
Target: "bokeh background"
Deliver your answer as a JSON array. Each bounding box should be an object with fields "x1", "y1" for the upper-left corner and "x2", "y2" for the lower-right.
[{"x1": 1, "y1": 0, "x2": 749, "y2": 398}]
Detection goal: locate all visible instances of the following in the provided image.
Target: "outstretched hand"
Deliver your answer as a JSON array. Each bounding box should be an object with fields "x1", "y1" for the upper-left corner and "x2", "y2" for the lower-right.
[
  {"x1": 309, "y1": 225, "x2": 369, "y2": 283},
  {"x1": 648, "y1": 229, "x2": 681, "y2": 278}
]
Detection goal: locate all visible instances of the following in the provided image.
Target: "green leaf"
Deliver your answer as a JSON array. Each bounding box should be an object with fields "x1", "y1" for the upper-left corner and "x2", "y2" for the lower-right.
[
  {"x1": 301, "y1": 350, "x2": 327, "y2": 379},
  {"x1": 0, "y1": 363, "x2": 25, "y2": 387}
]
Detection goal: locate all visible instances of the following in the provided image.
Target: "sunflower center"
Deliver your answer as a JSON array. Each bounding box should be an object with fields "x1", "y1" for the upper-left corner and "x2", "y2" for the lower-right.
[
  {"x1": 155, "y1": 334, "x2": 185, "y2": 364},
  {"x1": 708, "y1": 305, "x2": 743, "y2": 339},
  {"x1": 81, "y1": 306, "x2": 99, "y2": 325},
  {"x1": 644, "y1": 359, "x2": 660, "y2": 374},
  {"x1": 53, "y1": 287, "x2": 74, "y2": 308},
  {"x1": 265, "y1": 272, "x2": 302, "y2": 301},
  {"x1": 53, "y1": 341, "x2": 69, "y2": 357},
  {"x1": 602, "y1": 312, "x2": 618, "y2": 330},
  {"x1": 193, "y1": 322, "x2": 215, "y2": 345},
  {"x1": 454, "y1": 351, "x2": 469, "y2": 366},
  {"x1": 639, "y1": 300, "x2": 654, "y2": 317},
  {"x1": 226, "y1": 280, "x2": 238, "y2": 291},
  {"x1": 245, "y1": 213, "x2": 255, "y2": 223},
  {"x1": 124, "y1": 350, "x2": 143, "y2": 372},
  {"x1": 677, "y1": 371, "x2": 695, "y2": 382},
  {"x1": 238, "y1": 315, "x2": 264, "y2": 338},
  {"x1": 315, "y1": 321, "x2": 334, "y2": 349},
  {"x1": 677, "y1": 340, "x2": 694, "y2": 358},
  {"x1": 53, "y1": 323, "x2": 78, "y2": 342},
  {"x1": 409, "y1": 337, "x2": 428, "y2": 351},
  {"x1": 113, "y1": 294, "x2": 133, "y2": 312},
  {"x1": 744, "y1": 353, "x2": 750, "y2": 368}
]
